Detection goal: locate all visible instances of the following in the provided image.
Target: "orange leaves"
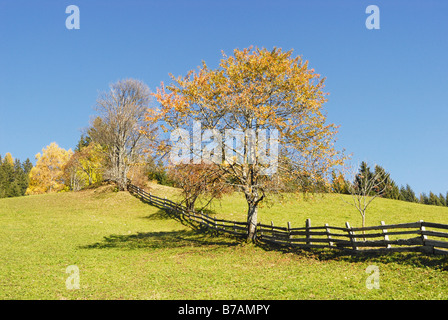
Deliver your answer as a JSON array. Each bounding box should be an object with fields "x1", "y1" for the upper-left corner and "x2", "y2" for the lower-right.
[{"x1": 144, "y1": 46, "x2": 347, "y2": 187}]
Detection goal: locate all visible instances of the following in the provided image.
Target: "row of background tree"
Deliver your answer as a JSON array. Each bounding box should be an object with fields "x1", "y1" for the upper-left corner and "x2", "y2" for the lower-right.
[
  {"x1": 0, "y1": 153, "x2": 32, "y2": 198},
  {"x1": 0, "y1": 74, "x2": 444, "y2": 207},
  {"x1": 1, "y1": 147, "x2": 447, "y2": 209},
  {"x1": 0, "y1": 141, "x2": 170, "y2": 197}
]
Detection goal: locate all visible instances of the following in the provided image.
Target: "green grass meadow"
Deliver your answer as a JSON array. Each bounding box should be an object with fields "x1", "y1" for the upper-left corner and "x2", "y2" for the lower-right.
[{"x1": 1, "y1": 184, "x2": 448, "y2": 300}]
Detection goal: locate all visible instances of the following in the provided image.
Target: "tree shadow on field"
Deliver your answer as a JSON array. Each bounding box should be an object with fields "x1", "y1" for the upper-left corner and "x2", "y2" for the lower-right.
[
  {"x1": 338, "y1": 251, "x2": 448, "y2": 271},
  {"x1": 81, "y1": 229, "x2": 241, "y2": 251},
  {"x1": 142, "y1": 209, "x2": 173, "y2": 221},
  {"x1": 256, "y1": 241, "x2": 448, "y2": 272},
  {"x1": 133, "y1": 196, "x2": 202, "y2": 230}
]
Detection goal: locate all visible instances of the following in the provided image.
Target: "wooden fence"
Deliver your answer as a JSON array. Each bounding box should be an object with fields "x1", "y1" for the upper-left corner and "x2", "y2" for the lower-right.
[
  {"x1": 128, "y1": 184, "x2": 448, "y2": 255},
  {"x1": 128, "y1": 184, "x2": 249, "y2": 238}
]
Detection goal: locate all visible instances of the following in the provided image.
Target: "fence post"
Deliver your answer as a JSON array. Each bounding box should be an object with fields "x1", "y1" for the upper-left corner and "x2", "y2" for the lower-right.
[
  {"x1": 287, "y1": 222, "x2": 291, "y2": 245},
  {"x1": 345, "y1": 222, "x2": 357, "y2": 251},
  {"x1": 419, "y1": 220, "x2": 427, "y2": 244},
  {"x1": 306, "y1": 219, "x2": 311, "y2": 246},
  {"x1": 419, "y1": 220, "x2": 434, "y2": 254},
  {"x1": 325, "y1": 223, "x2": 333, "y2": 247},
  {"x1": 380, "y1": 221, "x2": 391, "y2": 249}
]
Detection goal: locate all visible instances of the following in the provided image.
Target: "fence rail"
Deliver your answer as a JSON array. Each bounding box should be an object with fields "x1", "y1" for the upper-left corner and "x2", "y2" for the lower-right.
[{"x1": 128, "y1": 184, "x2": 448, "y2": 255}]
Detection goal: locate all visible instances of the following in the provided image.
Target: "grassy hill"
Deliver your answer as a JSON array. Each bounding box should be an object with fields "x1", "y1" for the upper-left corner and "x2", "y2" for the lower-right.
[
  {"x1": 148, "y1": 182, "x2": 448, "y2": 228},
  {"x1": 1, "y1": 183, "x2": 448, "y2": 299}
]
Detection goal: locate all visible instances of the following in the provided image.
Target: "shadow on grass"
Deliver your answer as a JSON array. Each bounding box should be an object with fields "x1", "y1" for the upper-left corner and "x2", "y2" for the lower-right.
[
  {"x1": 81, "y1": 229, "x2": 242, "y2": 250},
  {"x1": 143, "y1": 209, "x2": 173, "y2": 221},
  {"x1": 128, "y1": 190, "x2": 448, "y2": 271},
  {"x1": 256, "y1": 241, "x2": 448, "y2": 271},
  {"x1": 132, "y1": 195, "x2": 199, "y2": 229}
]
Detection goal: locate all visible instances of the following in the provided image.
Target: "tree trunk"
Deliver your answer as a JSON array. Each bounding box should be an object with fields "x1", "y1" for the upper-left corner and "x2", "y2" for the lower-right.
[
  {"x1": 244, "y1": 183, "x2": 263, "y2": 242},
  {"x1": 247, "y1": 203, "x2": 258, "y2": 241},
  {"x1": 119, "y1": 168, "x2": 128, "y2": 191},
  {"x1": 113, "y1": 147, "x2": 128, "y2": 191},
  {"x1": 361, "y1": 212, "x2": 366, "y2": 241},
  {"x1": 186, "y1": 200, "x2": 195, "y2": 212}
]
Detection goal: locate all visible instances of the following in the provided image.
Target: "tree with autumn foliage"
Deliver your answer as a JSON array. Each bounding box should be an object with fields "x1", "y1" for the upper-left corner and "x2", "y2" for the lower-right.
[
  {"x1": 26, "y1": 142, "x2": 72, "y2": 194},
  {"x1": 63, "y1": 142, "x2": 106, "y2": 191},
  {"x1": 145, "y1": 47, "x2": 346, "y2": 241},
  {"x1": 168, "y1": 162, "x2": 231, "y2": 212},
  {"x1": 331, "y1": 171, "x2": 350, "y2": 194},
  {"x1": 88, "y1": 79, "x2": 154, "y2": 191}
]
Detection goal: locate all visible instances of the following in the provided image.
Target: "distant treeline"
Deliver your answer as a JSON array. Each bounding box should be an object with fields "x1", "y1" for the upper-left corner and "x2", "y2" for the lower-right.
[
  {"x1": 0, "y1": 150, "x2": 447, "y2": 209},
  {"x1": 331, "y1": 161, "x2": 448, "y2": 207},
  {"x1": 0, "y1": 153, "x2": 33, "y2": 198}
]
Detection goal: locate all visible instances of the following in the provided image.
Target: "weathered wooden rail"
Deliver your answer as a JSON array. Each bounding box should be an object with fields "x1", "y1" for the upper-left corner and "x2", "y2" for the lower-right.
[
  {"x1": 128, "y1": 184, "x2": 448, "y2": 255},
  {"x1": 129, "y1": 184, "x2": 250, "y2": 238}
]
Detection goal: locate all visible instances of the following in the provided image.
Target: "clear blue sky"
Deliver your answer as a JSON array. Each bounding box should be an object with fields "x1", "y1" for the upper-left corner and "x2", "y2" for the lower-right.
[{"x1": 0, "y1": 0, "x2": 447, "y2": 196}]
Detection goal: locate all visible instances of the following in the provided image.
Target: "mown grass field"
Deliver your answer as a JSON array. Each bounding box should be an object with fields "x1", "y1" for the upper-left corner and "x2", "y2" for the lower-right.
[{"x1": 1, "y1": 183, "x2": 448, "y2": 300}]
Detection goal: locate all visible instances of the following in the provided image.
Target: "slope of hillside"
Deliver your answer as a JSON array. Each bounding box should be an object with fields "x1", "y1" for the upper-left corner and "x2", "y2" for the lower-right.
[
  {"x1": 146, "y1": 182, "x2": 448, "y2": 229},
  {"x1": 1, "y1": 185, "x2": 448, "y2": 300}
]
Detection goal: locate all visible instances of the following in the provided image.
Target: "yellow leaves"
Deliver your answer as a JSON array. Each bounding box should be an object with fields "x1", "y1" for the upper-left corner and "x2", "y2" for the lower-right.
[
  {"x1": 26, "y1": 142, "x2": 72, "y2": 195},
  {"x1": 4, "y1": 153, "x2": 14, "y2": 166}
]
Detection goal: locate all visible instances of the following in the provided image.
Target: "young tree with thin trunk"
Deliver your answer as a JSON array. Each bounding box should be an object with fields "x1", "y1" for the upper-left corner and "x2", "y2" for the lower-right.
[
  {"x1": 344, "y1": 163, "x2": 390, "y2": 229},
  {"x1": 145, "y1": 47, "x2": 346, "y2": 241}
]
